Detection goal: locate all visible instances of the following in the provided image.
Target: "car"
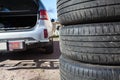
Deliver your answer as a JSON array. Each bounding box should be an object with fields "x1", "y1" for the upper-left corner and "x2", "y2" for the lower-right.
[{"x1": 0, "y1": 0, "x2": 53, "y2": 53}]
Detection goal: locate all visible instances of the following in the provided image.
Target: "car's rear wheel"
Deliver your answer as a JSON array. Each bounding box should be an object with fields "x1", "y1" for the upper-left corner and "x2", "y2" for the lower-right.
[
  {"x1": 45, "y1": 38, "x2": 54, "y2": 54},
  {"x1": 45, "y1": 43, "x2": 54, "y2": 54}
]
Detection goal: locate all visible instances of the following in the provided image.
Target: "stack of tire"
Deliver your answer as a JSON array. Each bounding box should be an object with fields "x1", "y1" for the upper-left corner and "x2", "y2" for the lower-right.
[{"x1": 57, "y1": 0, "x2": 120, "y2": 80}]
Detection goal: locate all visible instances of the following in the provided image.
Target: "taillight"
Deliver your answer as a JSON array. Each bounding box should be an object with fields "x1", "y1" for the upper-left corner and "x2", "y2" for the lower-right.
[
  {"x1": 40, "y1": 10, "x2": 48, "y2": 20},
  {"x1": 44, "y1": 29, "x2": 48, "y2": 38}
]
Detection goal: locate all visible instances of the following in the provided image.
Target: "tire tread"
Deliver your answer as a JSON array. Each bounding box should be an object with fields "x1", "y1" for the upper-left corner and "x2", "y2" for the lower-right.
[
  {"x1": 60, "y1": 22, "x2": 120, "y2": 64},
  {"x1": 60, "y1": 56, "x2": 120, "y2": 80},
  {"x1": 57, "y1": 0, "x2": 120, "y2": 24}
]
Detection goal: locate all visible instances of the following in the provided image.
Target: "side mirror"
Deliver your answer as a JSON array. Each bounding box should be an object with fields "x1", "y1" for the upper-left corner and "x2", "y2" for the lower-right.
[{"x1": 51, "y1": 19, "x2": 55, "y2": 22}]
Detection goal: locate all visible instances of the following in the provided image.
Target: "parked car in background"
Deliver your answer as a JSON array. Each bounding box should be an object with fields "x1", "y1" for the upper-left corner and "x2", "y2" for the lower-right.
[
  {"x1": 51, "y1": 20, "x2": 62, "y2": 36},
  {"x1": 0, "y1": 0, "x2": 53, "y2": 53}
]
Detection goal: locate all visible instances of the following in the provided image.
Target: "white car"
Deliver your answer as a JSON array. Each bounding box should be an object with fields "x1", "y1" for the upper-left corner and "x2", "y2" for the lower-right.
[{"x1": 0, "y1": 0, "x2": 53, "y2": 53}]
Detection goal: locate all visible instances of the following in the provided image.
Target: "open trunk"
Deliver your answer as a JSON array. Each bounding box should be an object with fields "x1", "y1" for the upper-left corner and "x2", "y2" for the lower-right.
[{"x1": 0, "y1": 0, "x2": 38, "y2": 30}]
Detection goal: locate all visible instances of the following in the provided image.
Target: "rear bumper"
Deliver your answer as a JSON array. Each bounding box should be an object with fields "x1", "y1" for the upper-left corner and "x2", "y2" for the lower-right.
[
  {"x1": 0, "y1": 40, "x2": 52, "y2": 53},
  {"x1": 0, "y1": 24, "x2": 49, "y2": 42}
]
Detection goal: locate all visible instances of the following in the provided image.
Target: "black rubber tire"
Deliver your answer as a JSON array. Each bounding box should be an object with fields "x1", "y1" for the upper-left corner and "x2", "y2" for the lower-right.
[
  {"x1": 45, "y1": 44, "x2": 54, "y2": 54},
  {"x1": 57, "y1": 0, "x2": 120, "y2": 25},
  {"x1": 45, "y1": 39, "x2": 54, "y2": 54},
  {"x1": 60, "y1": 55, "x2": 120, "y2": 80},
  {"x1": 60, "y1": 22, "x2": 120, "y2": 64}
]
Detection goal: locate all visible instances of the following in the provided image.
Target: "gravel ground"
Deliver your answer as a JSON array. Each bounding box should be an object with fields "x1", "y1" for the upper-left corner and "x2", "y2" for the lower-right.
[
  {"x1": 0, "y1": 69, "x2": 60, "y2": 80},
  {"x1": 0, "y1": 38, "x2": 60, "y2": 80}
]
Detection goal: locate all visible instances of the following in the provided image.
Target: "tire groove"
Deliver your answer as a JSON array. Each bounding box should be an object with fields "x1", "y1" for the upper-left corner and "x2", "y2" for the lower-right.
[
  {"x1": 57, "y1": 0, "x2": 95, "y2": 9},
  {"x1": 58, "y1": 3, "x2": 120, "y2": 16},
  {"x1": 62, "y1": 43, "x2": 120, "y2": 48}
]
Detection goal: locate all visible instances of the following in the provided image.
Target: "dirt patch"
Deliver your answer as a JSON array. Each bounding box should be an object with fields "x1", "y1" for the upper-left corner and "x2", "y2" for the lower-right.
[
  {"x1": 0, "y1": 69, "x2": 60, "y2": 80},
  {"x1": 0, "y1": 38, "x2": 60, "y2": 80}
]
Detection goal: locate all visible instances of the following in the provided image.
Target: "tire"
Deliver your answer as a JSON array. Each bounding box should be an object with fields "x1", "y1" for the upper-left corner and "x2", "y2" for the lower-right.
[
  {"x1": 60, "y1": 22, "x2": 120, "y2": 64},
  {"x1": 45, "y1": 45, "x2": 53, "y2": 54},
  {"x1": 45, "y1": 42, "x2": 54, "y2": 54},
  {"x1": 60, "y1": 55, "x2": 120, "y2": 80},
  {"x1": 57, "y1": 0, "x2": 120, "y2": 25}
]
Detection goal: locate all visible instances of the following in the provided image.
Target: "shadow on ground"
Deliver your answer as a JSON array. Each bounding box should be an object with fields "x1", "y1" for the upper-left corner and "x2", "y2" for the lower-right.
[{"x1": 0, "y1": 40, "x2": 61, "y2": 70}]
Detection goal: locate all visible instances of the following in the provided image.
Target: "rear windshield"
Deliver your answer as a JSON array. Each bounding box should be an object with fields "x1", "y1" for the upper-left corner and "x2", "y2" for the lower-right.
[{"x1": 0, "y1": 0, "x2": 38, "y2": 12}]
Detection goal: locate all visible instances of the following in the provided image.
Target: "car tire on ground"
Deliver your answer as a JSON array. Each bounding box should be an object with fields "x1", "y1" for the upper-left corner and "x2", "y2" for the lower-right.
[
  {"x1": 45, "y1": 44, "x2": 54, "y2": 54},
  {"x1": 60, "y1": 22, "x2": 120, "y2": 64},
  {"x1": 57, "y1": 0, "x2": 120, "y2": 25},
  {"x1": 45, "y1": 39, "x2": 54, "y2": 54},
  {"x1": 60, "y1": 55, "x2": 120, "y2": 80}
]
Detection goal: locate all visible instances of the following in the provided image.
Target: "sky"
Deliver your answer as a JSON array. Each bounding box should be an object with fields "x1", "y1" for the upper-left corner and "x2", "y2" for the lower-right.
[{"x1": 41, "y1": 0, "x2": 57, "y2": 20}]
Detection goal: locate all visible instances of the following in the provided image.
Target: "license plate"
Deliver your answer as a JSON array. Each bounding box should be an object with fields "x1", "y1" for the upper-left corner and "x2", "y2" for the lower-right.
[
  {"x1": 0, "y1": 42, "x2": 7, "y2": 50},
  {"x1": 9, "y1": 41, "x2": 23, "y2": 51}
]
